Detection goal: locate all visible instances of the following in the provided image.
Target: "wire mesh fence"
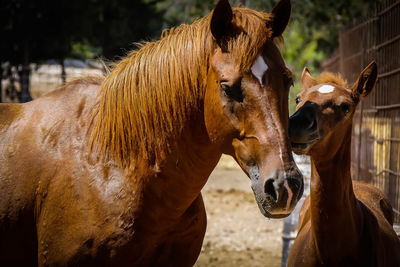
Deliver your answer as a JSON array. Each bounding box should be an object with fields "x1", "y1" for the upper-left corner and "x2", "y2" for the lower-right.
[{"x1": 322, "y1": 0, "x2": 400, "y2": 229}]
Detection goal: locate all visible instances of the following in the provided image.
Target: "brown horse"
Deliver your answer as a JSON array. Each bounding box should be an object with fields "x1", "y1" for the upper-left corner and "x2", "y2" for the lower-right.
[
  {"x1": 0, "y1": 0, "x2": 303, "y2": 266},
  {"x1": 287, "y1": 62, "x2": 400, "y2": 266}
]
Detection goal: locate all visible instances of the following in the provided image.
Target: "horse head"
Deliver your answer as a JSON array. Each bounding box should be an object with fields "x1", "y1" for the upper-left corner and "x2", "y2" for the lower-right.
[
  {"x1": 289, "y1": 61, "x2": 378, "y2": 156},
  {"x1": 204, "y1": 0, "x2": 303, "y2": 218}
]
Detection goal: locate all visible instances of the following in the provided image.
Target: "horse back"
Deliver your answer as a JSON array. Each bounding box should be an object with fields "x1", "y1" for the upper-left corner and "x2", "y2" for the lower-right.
[
  {"x1": 0, "y1": 77, "x2": 102, "y2": 210},
  {"x1": 353, "y1": 181, "x2": 400, "y2": 266},
  {"x1": 0, "y1": 103, "x2": 23, "y2": 128},
  {"x1": 353, "y1": 181, "x2": 394, "y2": 225}
]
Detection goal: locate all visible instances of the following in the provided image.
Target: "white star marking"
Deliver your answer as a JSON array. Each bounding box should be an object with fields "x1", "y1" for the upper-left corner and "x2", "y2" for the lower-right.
[
  {"x1": 318, "y1": 85, "x2": 335, "y2": 94},
  {"x1": 251, "y1": 55, "x2": 268, "y2": 86}
]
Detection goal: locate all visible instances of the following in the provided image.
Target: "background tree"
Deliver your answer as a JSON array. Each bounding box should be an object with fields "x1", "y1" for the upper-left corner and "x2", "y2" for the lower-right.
[{"x1": 0, "y1": 0, "x2": 162, "y2": 102}]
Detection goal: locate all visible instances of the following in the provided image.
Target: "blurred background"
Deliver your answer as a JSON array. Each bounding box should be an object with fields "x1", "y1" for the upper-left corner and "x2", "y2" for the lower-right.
[
  {"x1": 1, "y1": 0, "x2": 399, "y2": 266},
  {"x1": 0, "y1": 0, "x2": 378, "y2": 109}
]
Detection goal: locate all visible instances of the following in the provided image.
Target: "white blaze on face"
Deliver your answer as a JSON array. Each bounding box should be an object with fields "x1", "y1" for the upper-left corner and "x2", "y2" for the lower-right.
[
  {"x1": 318, "y1": 85, "x2": 335, "y2": 94},
  {"x1": 251, "y1": 55, "x2": 269, "y2": 86}
]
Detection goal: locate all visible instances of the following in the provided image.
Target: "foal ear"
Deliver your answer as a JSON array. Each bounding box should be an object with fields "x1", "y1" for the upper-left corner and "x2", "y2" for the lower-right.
[
  {"x1": 210, "y1": 0, "x2": 233, "y2": 43},
  {"x1": 269, "y1": 0, "x2": 291, "y2": 37},
  {"x1": 301, "y1": 67, "x2": 317, "y2": 90},
  {"x1": 351, "y1": 61, "x2": 378, "y2": 100}
]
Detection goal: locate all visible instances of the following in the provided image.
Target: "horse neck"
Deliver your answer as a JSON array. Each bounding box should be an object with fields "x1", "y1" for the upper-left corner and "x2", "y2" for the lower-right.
[
  {"x1": 139, "y1": 110, "x2": 222, "y2": 223},
  {"x1": 309, "y1": 123, "x2": 364, "y2": 261}
]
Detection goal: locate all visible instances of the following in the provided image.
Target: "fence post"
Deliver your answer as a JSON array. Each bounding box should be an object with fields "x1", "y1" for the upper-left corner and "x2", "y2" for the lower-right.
[
  {"x1": 281, "y1": 155, "x2": 311, "y2": 267},
  {"x1": 0, "y1": 64, "x2": 2, "y2": 103}
]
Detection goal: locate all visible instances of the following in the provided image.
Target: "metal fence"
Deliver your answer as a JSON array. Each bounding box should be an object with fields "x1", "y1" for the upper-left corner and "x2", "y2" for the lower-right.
[{"x1": 322, "y1": 0, "x2": 400, "y2": 228}]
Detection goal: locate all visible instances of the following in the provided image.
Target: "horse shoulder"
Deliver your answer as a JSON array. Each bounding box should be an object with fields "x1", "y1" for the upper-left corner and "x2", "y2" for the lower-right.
[
  {"x1": 145, "y1": 194, "x2": 207, "y2": 266},
  {"x1": 287, "y1": 219, "x2": 316, "y2": 267}
]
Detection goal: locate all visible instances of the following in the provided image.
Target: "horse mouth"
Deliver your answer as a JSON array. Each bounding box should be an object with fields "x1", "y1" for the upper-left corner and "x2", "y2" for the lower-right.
[
  {"x1": 291, "y1": 140, "x2": 317, "y2": 154},
  {"x1": 255, "y1": 198, "x2": 295, "y2": 219},
  {"x1": 263, "y1": 211, "x2": 289, "y2": 219},
  {"x1": 252, "y1": 179, "x2": 302, "y2": 219}
]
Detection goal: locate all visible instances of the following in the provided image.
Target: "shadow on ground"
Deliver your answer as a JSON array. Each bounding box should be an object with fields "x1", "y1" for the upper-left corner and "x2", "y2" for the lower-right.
[{"x1": 195, "y1": 155, "x2": 283, "y2": 267}]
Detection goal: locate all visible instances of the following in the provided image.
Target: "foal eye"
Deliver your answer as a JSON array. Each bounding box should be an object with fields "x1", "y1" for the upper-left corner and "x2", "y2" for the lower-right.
[
  {"x1": 221, "y1": 83, "x2": 244, "y2": 103},
  {"x1": 295, "y1": 97, "x2": 301, "y2": 104},
  {"x1": 340, "y1": 103, "x2": 351, "y2": 115}
]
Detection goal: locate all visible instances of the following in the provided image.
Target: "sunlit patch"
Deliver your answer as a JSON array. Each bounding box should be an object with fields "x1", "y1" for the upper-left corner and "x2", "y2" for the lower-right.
[
  {"x1": 251, "y1": 55, "x2": 268, "y2": 86},
  {"x1": 317, "y1": 85, "x2": 335, "y2": 94}
]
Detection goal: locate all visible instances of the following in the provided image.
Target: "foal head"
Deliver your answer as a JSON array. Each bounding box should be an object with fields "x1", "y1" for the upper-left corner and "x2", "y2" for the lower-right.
[
  {"x1": 205, "y1": 0, "x2": 303, "y2": 218},
  {"x1": 289, "y1": 61, "x2": 378, "y2": 157}
]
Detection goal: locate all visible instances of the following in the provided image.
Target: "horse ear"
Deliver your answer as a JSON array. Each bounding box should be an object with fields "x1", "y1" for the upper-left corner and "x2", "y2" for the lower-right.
[
  {"x1": 269, "y1": 0, "x2": 291, "y2": 37},
  {"x1": 210, "y1": 0, "x2": 233, "y2": 42},
  {"x1": 301, "y1": 67, "x2": 317, "y2": 89},
  {"x1": 351, "y1": 61, "x2": 378, "y2": 100}
]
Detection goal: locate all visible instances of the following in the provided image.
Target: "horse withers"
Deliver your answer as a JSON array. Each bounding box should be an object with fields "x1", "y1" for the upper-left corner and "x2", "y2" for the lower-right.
[
  {"x1": 0, "y1": 0, "x2": 303, "y2": 265},
  {"x1": 287, "y1": 62, "x2": 400, "y2": 266}
]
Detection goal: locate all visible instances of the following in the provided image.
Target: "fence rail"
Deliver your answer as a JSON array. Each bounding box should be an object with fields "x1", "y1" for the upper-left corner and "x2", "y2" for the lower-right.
[{"x1": 322, "y1": 0, "x2": 400, "y2": 227}]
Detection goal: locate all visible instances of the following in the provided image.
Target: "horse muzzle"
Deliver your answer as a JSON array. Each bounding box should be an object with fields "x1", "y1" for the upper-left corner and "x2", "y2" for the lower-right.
[
  {"x1": 289, "y1": 102, "x2": 321, "y2": 154},
  {"x1": 249, "y1": 166, "x2": 304, "y2": 218},
  {"x1": 232, "y1": 137, "x2": 304, "y2": 218}
]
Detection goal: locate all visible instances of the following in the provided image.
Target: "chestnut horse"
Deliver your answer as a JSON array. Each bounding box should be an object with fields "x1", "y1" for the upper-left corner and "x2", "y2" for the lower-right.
[
  {"x1": 288, "y1": 62, "x2": 400, "y2": 266},
  {"x1": 0, "y1": 0, "x2": 303, "y2": 266}
]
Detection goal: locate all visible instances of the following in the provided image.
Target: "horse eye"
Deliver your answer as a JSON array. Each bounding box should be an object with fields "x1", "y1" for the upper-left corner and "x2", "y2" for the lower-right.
[
  {"x1": 221, "y1": 83, "x2": 243, "y2": 103},
  {"x1": 295, "y1": 97, "x2": 301, "y2": 104},
  {"x1": 340, "y1": 103, "x2": 351, "y2": 115}
]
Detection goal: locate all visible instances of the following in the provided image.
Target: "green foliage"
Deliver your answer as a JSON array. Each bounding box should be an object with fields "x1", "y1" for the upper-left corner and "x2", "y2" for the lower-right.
[
  {"x1": 280, "y1": 20, "x2": 325, "y2": 115},
  {"x1": 281, "y1": 21, "x2": 325, "y2": 74},
  {"x1": 71, "y1": 42, "x2": 102, "y2": 60},
  {"x1": 288, "y1": 81, "x2": 302, "y2": 115},
  {"x1": 151, "y1": 0, "x2": 216, "y2": 26}
]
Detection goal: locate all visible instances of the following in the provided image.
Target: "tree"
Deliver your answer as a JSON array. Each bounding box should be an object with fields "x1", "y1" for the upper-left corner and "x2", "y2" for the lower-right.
[{"x1": 0, "y1": 0, "x2": 162, "y2": 102}]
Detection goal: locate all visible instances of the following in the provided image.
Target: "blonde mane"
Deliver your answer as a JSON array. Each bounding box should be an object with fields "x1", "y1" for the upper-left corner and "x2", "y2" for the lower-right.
[
  {"x1": 89, "y1": 7, "x2": 275, "y2": 167},
  {"x1": 316, "y1": 72, "x2": 348, "y2": 88}
]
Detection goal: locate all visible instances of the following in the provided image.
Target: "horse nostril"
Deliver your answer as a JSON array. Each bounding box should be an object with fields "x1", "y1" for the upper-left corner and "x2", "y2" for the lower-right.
[{"x1": 264, "y1": 179, "x2": 277, "y2": 201}]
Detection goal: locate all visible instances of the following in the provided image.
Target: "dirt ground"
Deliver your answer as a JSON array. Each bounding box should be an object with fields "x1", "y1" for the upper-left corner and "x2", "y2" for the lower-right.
[{"x1": 195, "y1": 155, "x2": 283, "y2": 267}]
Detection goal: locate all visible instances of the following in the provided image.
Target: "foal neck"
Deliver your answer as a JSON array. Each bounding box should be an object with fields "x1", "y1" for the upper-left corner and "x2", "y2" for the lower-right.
[{"x1": 309, "y1": 123, "x2": 364, "y2": 261}]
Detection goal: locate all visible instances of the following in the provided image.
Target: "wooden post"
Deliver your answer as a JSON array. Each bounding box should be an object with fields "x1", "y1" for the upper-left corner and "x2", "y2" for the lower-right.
[{"x1": 61, "y1": 58, "x2": 66, "y2": 85}]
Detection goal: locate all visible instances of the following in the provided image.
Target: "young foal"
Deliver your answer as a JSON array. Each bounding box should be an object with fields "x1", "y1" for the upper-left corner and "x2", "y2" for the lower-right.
[
  {"x1": 0, "y1": 0, "x2": 303, "y2": 266},
  {"x1": 288, "y1": 62, "x2": 400, "y2": 266}
]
